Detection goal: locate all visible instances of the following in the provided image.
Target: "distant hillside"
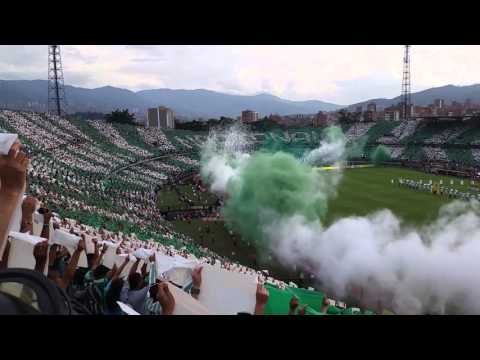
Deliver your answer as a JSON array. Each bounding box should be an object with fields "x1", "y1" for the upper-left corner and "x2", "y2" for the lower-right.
[
  {"x1": 349, "y1": 84, "x2": 480, "y2": 110},
  {"x1": 0, "y1": 80, "x2": 342, "y2": 119}
]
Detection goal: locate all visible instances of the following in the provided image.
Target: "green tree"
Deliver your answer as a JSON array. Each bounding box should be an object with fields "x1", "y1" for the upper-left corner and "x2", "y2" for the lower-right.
[{"x1": 105, "y1": 109, "x2": 136, "y2": 125}]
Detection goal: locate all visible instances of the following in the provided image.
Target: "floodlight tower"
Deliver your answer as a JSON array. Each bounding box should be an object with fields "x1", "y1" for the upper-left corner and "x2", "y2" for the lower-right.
[
  {"x1": 401, "y1": 45, "x2": 411, "y2": 120},
  {"x1": 48, "y1": 45, "x2": 67, "y2": 116}
]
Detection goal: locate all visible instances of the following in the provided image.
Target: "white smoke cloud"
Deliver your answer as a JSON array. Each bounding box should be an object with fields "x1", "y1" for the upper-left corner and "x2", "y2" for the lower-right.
[
  {"x1": 302, "y1": 137, "x2": 346, "y2": 166},
  {"x1": 200, "y1": 125, "x2": 480, "y2": 314},
  {"x1": 266, "y1": 200, "x2": 480, "y2": 314},
  {"x1": 200, "y1": 123, "x2": 252, "y2": 194}
]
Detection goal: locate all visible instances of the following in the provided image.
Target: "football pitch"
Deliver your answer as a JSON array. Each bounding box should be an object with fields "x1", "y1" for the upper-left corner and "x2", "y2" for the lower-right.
[{"x1": 325, "y1": 166, "x2": 475, "y2": 226}]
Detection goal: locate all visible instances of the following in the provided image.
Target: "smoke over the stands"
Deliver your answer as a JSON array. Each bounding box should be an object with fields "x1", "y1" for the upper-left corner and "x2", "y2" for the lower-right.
[{"x1": 200, "y1": 124, "x2": 480, "y2": 314}]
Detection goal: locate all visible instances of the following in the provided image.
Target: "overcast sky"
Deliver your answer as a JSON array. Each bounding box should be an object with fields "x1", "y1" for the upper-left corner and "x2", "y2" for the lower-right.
[{"x1": 1, "y1": 45, "x2": 479, "y2": 105}]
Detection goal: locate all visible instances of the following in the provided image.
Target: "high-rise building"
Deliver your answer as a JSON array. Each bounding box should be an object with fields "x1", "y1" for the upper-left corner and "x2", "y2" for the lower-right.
[
  {"x1": 312, "y1": 111, "x2": 328, "y2": 127},
  {"x1": 367, "y1": 102, "x2": 376, "y2": 113},
  {"x1": 384, "y1": 106, "x2": 400, "y2": 121},
  {"x1": 146, "y1": 106, "x2": 175, "y2": 129},
  {"x1": 241, "y1": 110, "x2": 259, "y2": 123},
  {"x1": 364, "y1": 111, "x2": 377, "y2": 122},
  {"x1": 434, "y1": 99, "x2": 445, "y2": 109}
]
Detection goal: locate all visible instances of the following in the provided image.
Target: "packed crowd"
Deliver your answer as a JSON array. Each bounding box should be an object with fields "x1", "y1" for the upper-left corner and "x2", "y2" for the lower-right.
[
  {"x1": 0, "y1": 134, "x2": 295, "y2": 314},
  {"x1": 396, "y1": 177, "x2": 480, "y2": 200}
]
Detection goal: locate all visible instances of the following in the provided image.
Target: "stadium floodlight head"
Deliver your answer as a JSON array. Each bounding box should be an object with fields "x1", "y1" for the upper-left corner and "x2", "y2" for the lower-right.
[
  {"x1": 401, "y1": 45, "x2": 411, "y2": 121},
  {"x1": 48, "y1": 45, "x2": 67, "y2": 117}
]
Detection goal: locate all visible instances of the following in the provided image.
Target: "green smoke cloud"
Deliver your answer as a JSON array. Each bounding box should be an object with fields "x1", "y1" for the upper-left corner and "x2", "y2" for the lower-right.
[
  {"x1": 344, "y1": 135, "x2": 368, "y2": 159},
  {"x1": 222, "y1": 151, "x2": 336, "y2": 247},
  {"x1": 371, "y1": 145, "x2": 391, "y2": 165}
]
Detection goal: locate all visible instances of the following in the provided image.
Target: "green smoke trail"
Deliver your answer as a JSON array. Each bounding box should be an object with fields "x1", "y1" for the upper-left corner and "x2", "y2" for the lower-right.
[
  {"x1": 260, "y1": 132, "x2": 309, "y2": 159},
  {"x1": 370, "y1": 145, "x2": 391, "y2": 165},
  {"x1": 344, "y1": 135, "x2": 368, "y2": 159},
  {"x1": 222, "y1": 151, "x2": 336, "y2": 247}
]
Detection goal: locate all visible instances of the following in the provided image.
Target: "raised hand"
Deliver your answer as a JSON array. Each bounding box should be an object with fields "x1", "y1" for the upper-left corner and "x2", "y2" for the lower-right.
[
  {"x1": 157, "y1": 282, "x2": 175, "y2": 315},
  {"x1": 77, "y1": 237, "x2": 86, "y2": 252},
  {"x1": 255, "y1": 283, "x2": 269, "y2": 306},
  {"x1": 0, "y1": 143, "x2": 29, "y2": 196},
  {"x1": 192, "y1": 265, "x2": 203, "y2": 289},
  {"x1": 33, "y1": 241, "x2": 48, "y2": 263},
  {"x1": 289, "y1": 296, "x2": 299, "y2": 314},
  {"x1": 101, "y1": 243, "x2": 109, "y2": 255},
  {"x1": 22, "y1": 196, "x2": 38, "y2": 218},
  {"x1": 42, "y1": 208, "x2": 54, "y2": 224}
]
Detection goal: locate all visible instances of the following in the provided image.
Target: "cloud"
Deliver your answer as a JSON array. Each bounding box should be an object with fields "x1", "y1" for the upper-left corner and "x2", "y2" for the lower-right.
[{"x1": 1, "y1": 45, "x2": 480, "y2": 104}]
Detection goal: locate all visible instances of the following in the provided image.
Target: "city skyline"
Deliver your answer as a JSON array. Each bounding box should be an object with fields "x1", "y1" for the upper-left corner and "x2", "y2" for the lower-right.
[{"x1": 1, "y1": 45, "x2": 480, "y2": 105}]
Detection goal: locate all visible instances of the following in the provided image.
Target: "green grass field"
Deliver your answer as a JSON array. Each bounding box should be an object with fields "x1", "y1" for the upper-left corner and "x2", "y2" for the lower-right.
[{"x1": 324, "y1": 166, "x2": 477, "y2": 226}]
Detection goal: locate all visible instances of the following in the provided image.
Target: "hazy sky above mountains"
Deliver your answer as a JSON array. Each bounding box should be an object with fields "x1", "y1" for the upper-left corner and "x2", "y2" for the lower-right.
[{"x1": 1, "y1": 45, "x2": 479, "y2": 105}]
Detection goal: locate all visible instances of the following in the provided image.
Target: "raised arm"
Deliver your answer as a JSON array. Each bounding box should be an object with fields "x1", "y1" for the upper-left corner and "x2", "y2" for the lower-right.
[
  {"x1": 111, "y1": 257, "x2": 129, "y2": 281},
  {"x1": 129, "y1": 256, "x2": 140, "y2": 277},
  {"x1": 91, "y1": 242, "x2": 108, "y2": 270},
  {"x1": 0, "y1": 241, "x2": 11, "y2": 270},
  {"x1": 40, "y1": 209, "x2": 54, "y2": 240},
  {"x1": 58, "y1": 238, "x2": 86, "y2": 290},
  {"x1": 141, "y1": 260, "x2": 148, "y2": 279},
  {"x1": 190, "y1": 265, "x2": 203, "y2": 300},
  {"x1": 33, "y1": 241, "x2": 49, "y2": 273},
  {"x1": 254, "y1": 283, "x2": 269, "y2": 315},
  {"x1": 0, "y1": 143, "x2": 28, "y2": 258}
]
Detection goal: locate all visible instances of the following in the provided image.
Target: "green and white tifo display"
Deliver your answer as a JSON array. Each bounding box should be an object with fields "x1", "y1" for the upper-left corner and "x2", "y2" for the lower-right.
[{"x1": 200, "y1": 124, "x2": 480, "y2": 315}]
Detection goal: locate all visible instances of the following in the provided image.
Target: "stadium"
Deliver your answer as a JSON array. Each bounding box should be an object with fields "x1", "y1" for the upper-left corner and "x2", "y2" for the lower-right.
[
  {"x1": 2, "y1": 45, "x2": 480, "y2": 315},
  {"x1": 2, "y1": 108, "x2": 480, "y2": 315}
]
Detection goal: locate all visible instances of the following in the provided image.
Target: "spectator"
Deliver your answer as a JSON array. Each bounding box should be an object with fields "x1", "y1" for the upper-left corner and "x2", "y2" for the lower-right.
[
  {"x1": 145, "y1": 281, "x2": 175, "y2": 315},
  {"x1": 119, "y1": 257, "x2": 150, "y2": 314},
  {"x1": 288, "y1": 296, "x2": 299, "y2": 315}
]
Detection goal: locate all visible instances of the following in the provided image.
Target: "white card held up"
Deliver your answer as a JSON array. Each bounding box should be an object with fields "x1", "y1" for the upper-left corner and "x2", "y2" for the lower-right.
[
  {"x1": 132, "y1": 248, "x2": 153, "y2": 260},
  {"x1": 102, "y1": 241, "x2": 119, "y2": 269},
  {"x1": 32, "y1": 212, "x2": 44, "y2": 237},
  {"x1": 167, "y1": 283, "x2": 210, "y2": 315},
  {"x1": 84, "y1": 235, "x2": 96, "y2": 254},
  {"x1": 117, "y1": 301, "x2": 140, "y2": 315},
  {"x1": 7, "y1": 232, "x2": 48, "y2": 274},
  {"x1": 154, "y1": 252, "x2": 177, "y2": 276},
  {"x1": 197, "y1": 264, "x2": 258, "y2": 315},
  {"x1": 165, "y1": 267, "x2": 193, "y2": 289},
  {"x1": 0, "y1": 133, "x2": 18, "y2": 155},
  {"x1": 51, "y1": 229, "x2": 88, "y2": 268},
  {"x1": 116, "y1": 254, "x2": 137, "y2": 278}
]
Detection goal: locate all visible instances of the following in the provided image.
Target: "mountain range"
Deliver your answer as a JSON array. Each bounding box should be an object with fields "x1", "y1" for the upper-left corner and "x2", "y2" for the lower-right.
[
  {"x1": 2, "y1": 80, "x2": 480, "y2": 119},
  {"x1": 0, "y1": 80, "x2": 341, "y2": 119}
]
